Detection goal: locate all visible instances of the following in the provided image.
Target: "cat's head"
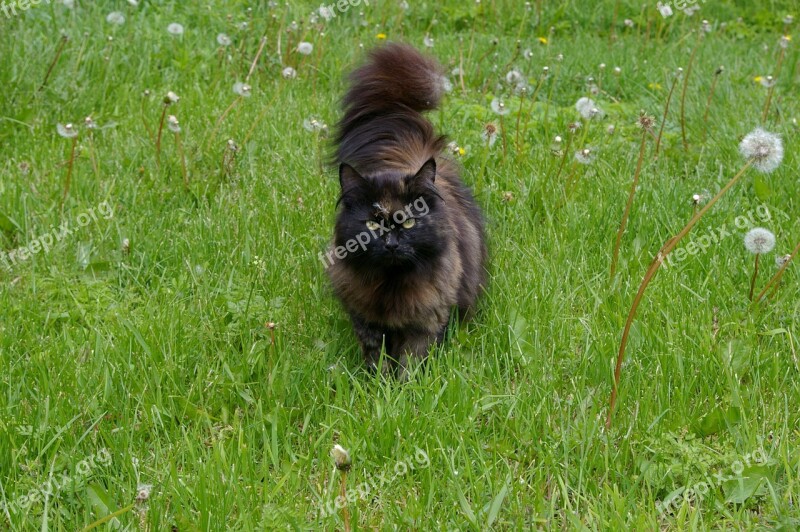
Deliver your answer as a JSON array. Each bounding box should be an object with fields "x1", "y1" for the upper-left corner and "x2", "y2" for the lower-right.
[{"x1": 333, "y1": 159, "x2": 445, "y2": 271}]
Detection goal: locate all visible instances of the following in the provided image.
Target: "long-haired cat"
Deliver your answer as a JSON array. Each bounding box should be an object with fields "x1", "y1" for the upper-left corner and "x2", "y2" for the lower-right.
[{"x1": 324, "y1": 43, "x2": 487, "y2": 377}]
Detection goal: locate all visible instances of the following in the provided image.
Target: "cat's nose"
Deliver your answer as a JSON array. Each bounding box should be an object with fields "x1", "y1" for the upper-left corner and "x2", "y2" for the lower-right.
[{"x1": 385, "y1": 233, "x2": 399, "y2": 251}]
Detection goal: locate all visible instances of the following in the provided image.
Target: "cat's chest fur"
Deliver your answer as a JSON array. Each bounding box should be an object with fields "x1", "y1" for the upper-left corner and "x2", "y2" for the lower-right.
[{"x1": 330, "y1": 250, "x2": 462, "y2": 330}]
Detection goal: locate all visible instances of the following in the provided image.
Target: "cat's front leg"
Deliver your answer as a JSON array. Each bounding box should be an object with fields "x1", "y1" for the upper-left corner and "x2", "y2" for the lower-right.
[
  {"x1": 350, "y1": 314, "x2": 391, "y2": 375},
  {"x1": 395, "y1": 321, "x2": 448, "y2": 380}
]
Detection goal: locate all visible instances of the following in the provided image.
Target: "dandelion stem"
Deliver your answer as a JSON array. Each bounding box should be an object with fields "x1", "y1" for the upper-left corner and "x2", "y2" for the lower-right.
[
  {"x1": 246, "y1": 36, "x2": 268, "y2": 83},
  {"x1": 61, "y1": 136, "x2": 78, "y2": 207},
  {"x1": 175, "y1": 131, "x2": 189, "y2": 192},
  {"x1": 500, "y1": 115, "x2": 507, "y2": 163},
  {"x1": 339, "y1": 472, "x2": 351, "y2": 532},
  {"x1": 141, "y1": 98, "x2": 154, "y2": 144},
  {"x1": 680, "y1": 33, "x2": 702, "y2": 151},
  {"x1": 701, "y1": 69, "x2": 722, "y2": 142},
  {"x1": 611, "y1": 129, "x2": 648, "y2": 278},
  {"x1": 606, "y1": 160, "x2": 753, "y2": 429},
  {"x1": 207, "y1": 97, "x2": 242, "y2": 151},
  {"x1": 761, "y1": 46, "x2": 786, "y2": 123},
  {"x1": 39, "y1": 34, "x2": 68, "y2": 93},
  {"x1": 754, "y1": 239, "x2": 800, "y2": 303},
  {"x1": 155, "y1": 105, "x2": 168, "y2": 168},
  {"x1": 553, "y1": 131, "x2": 573, "y2": 184},
  {"x1": 654, "y1": 72, "x2": 681, "y2": 158},
  {"x1": 749, "y1": 253, "x2": 760, "y2": 301}
]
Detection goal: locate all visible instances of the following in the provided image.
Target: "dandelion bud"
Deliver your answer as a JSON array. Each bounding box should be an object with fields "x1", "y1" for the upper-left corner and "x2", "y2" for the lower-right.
[
  {"x1": 227, "y1": 139, "x2": 239, "y2": 152},
  {"x1": 714, "y1": 66, "x2": 724, "y2": 75},
  {"x1": 331, "y1": 444, "x2": 351, "y2": 472},
  {"x1": 164, "y1": 91, "x2": 179, "y2": 104},
  {"x1": 121, "y1": 238, "x2": 130, "y2": 254}
]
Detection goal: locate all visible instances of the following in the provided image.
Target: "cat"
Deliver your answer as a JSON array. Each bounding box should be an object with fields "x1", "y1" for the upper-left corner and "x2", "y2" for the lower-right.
[{"x1": 325, "y1": 43, "x2": 487, "y2": 377}]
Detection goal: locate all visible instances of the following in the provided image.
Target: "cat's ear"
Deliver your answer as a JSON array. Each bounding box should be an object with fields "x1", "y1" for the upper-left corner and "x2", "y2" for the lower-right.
[
  {"x1": 339, "y1": 163, "x2": 366, "y2": 196},
  {"x1": 409, "y1": 158, "x2": 436, "y2": 188}
]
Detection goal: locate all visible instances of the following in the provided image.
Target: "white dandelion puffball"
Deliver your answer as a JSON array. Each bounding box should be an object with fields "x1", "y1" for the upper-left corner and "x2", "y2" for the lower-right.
[
  {"x1": 657, "y1": 3, "x2": 673, "y2": 18},
  {"x1": 233, "y1": 82, "x2": 252, "y2": 97},
  {"x1": 318, "y1": 6, "x2": 334, "y2": 21},
  {"x1": 423, "y1": 35, "x2": 434, "y2": 48},
  {"x1": 575, "y1": 97, "x2": 600, "y2": 120},
  {"x1": 282, "y1": 66, "x2": 297, "y2": 79},
  {"x1": 482, "y1": 124, "x2": 498, "y2": 147},
  {"x1": 106, "y1": 12, "x2": 125, "y2": 25},
  {"x1": 574, "y1": 148, "x2": 596, "y2": 165},
  {"x1": 505, "y1": 69, "x2": 522, "y2": 84},
  {"x1": 167, "y1": 23, "x2": 185, "y2": 36},
  {"x1": 739, "y1": 128, "x2": 783, "y2": 173},
  {"x1": 62, "y1": 0, "x2": 75, "y2": 8},
  {"x1": 127, "y1": 0, "x2": 139, "y2": 5},
  {"x1": 167, "y1": 115, "x2": 181, "y2": 133},
  {"x1": 440, "y1": 76, "x2": 453, "y2": 93},
  {"x1": 297, "y1": 42, "x2": 313, "y2": 55},
  {"x1": 490, "y1": 97, "x2": 510, "y2": 116},
  {"x1": 217, "y1": 33, "x2": 232, "y2": 46},
  {"x1": 744, "y1": 228, "x2": 776, "y2": 255},
  {"x1": 57, "y1": 123, "x2": 78, "y2": 138}
]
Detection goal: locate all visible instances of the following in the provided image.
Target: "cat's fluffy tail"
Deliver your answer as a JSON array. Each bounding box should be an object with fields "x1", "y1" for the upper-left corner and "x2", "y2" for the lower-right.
[{"x1": 335, "y1": 43, "x2": 445, "y2": 172}]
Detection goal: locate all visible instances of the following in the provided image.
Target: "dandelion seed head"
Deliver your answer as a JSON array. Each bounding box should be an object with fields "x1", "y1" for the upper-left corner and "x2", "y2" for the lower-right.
[
  {"x1": 227, "y1": 139, "x2": 239, "y2": 152},
  {"x1": 482, "y1": 123, "x2": 498, "y2": 146},
  {"x1": 555, "y1": 53, "x2": 564, "y2": 61},
  {"x1": 297, "y1": 41, "x2": 313, "y2": 55},
  {"x1": 167, "y1": 115, "x2": 181, "y2": 133},
  {"x1": 490, "y1": 98, "x2": 510, "y2": 116},
  {"x1": 106, "y1": 12, "x2": 125, "y2": 25},
  {"x1": 613, "y1": 66, "x2": 621, "y2": 75},
  {"x1": 776, "y1": 254, "x2": 791, "y2": 267},
  {"x1": 574, "y1": 148, "x2": 595, "y2": 164},
  {"x1": 599, "y1": 63, "x2": 606, "y2": 70},
  {"x1": 739, "y1": 127, "x2": 783, "y2": 173},
  {"x1": 217, "y1": 33, "x2": 232, "y2": 46},
  {"x1": 423, "y1": 35, "x2": 434, "y2": 48},
  {"x1": 136, "y1": 484, "x2": 152, "y2": 503},
  {"x1": 744, "y1": 228, "x2": 776, "y2": 254},
  {"x1": 657, "y1": 3, "x2": 673, "y2": 18},
  {"x1": 779, "y1": 35, "x2": 791, "y2": 49},
  {"x1": 523, "y1": 49, "x2": 533, "y2": 59},
  {"x1": 167, "y1": 23, "x2": 184, "y2": 36},
  {"x1": 759, "y1": 75, "x2": 775, "y2": 88},
  {"x1": 127, "y1": 0, "x2": 139, "y2": 5},
  {"x1": 554, "y1": 135, "x2": 562, "y2": 143},
  {"x1": 282, "y1": 66, "x2": 297, "y2": 79},
  {"x1": 505, "y1": 69, "x2": 522, "y2": 84},
  {"x1": 783, "y1": 15, "x2": 794, "y2": 25},
  {"x1": 575, "y1": 97, "x2": 600, "y2": 120},
  {"x1": 233, "y1": 82, "x2": 252, "y2": 97},
  {"x1": 331, "y1": 444, "x2": 351, "y2": 471},
  {"x1": 84, "y1": 116, "x2": 96, "y2": 129},
  {"x1": 121, "y1": 238, "x2": 130, "y2": 254},
  {"x1": 57, "y1": 123, "x2": 78, "y2": 138},
  {"x1": 637, "y1": 112, "x2": 655, "y2": 131},
  {"x1": 606, "y1": 124, "x2": 615, "y2": 135},
  {"x1": 701, "y1": 19, "x2": 711, "y2": 33}
]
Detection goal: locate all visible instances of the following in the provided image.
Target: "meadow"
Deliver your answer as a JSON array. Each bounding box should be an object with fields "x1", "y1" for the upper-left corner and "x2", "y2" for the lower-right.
[{"x1": 1, "y1": 0, "x2": 799, "y2": 529}]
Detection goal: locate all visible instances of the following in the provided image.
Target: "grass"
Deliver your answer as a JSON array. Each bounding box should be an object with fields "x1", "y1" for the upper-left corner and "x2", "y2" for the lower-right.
[{"x1": 1, "y1": 0, "x2": 799, "y2": 529}]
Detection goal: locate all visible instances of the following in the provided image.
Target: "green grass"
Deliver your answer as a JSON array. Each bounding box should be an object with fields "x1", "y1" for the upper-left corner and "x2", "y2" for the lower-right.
[{"x1": 1, "y1": 0, "x2": 799, "y2": 529}]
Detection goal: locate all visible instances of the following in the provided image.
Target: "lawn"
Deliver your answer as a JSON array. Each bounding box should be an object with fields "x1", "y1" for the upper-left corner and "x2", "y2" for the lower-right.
[{"x1": 1, "y1": 0, "x2": 799, "y2": 529}]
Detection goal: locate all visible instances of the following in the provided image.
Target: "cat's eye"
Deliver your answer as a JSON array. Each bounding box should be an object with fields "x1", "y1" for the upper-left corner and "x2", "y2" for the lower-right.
[
  {"x1": 366, "y1": 221, "x2": 381, "y2": 231},
  {"x1": 402, "y1": 218, "x2": 416, "y2": 229}
]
